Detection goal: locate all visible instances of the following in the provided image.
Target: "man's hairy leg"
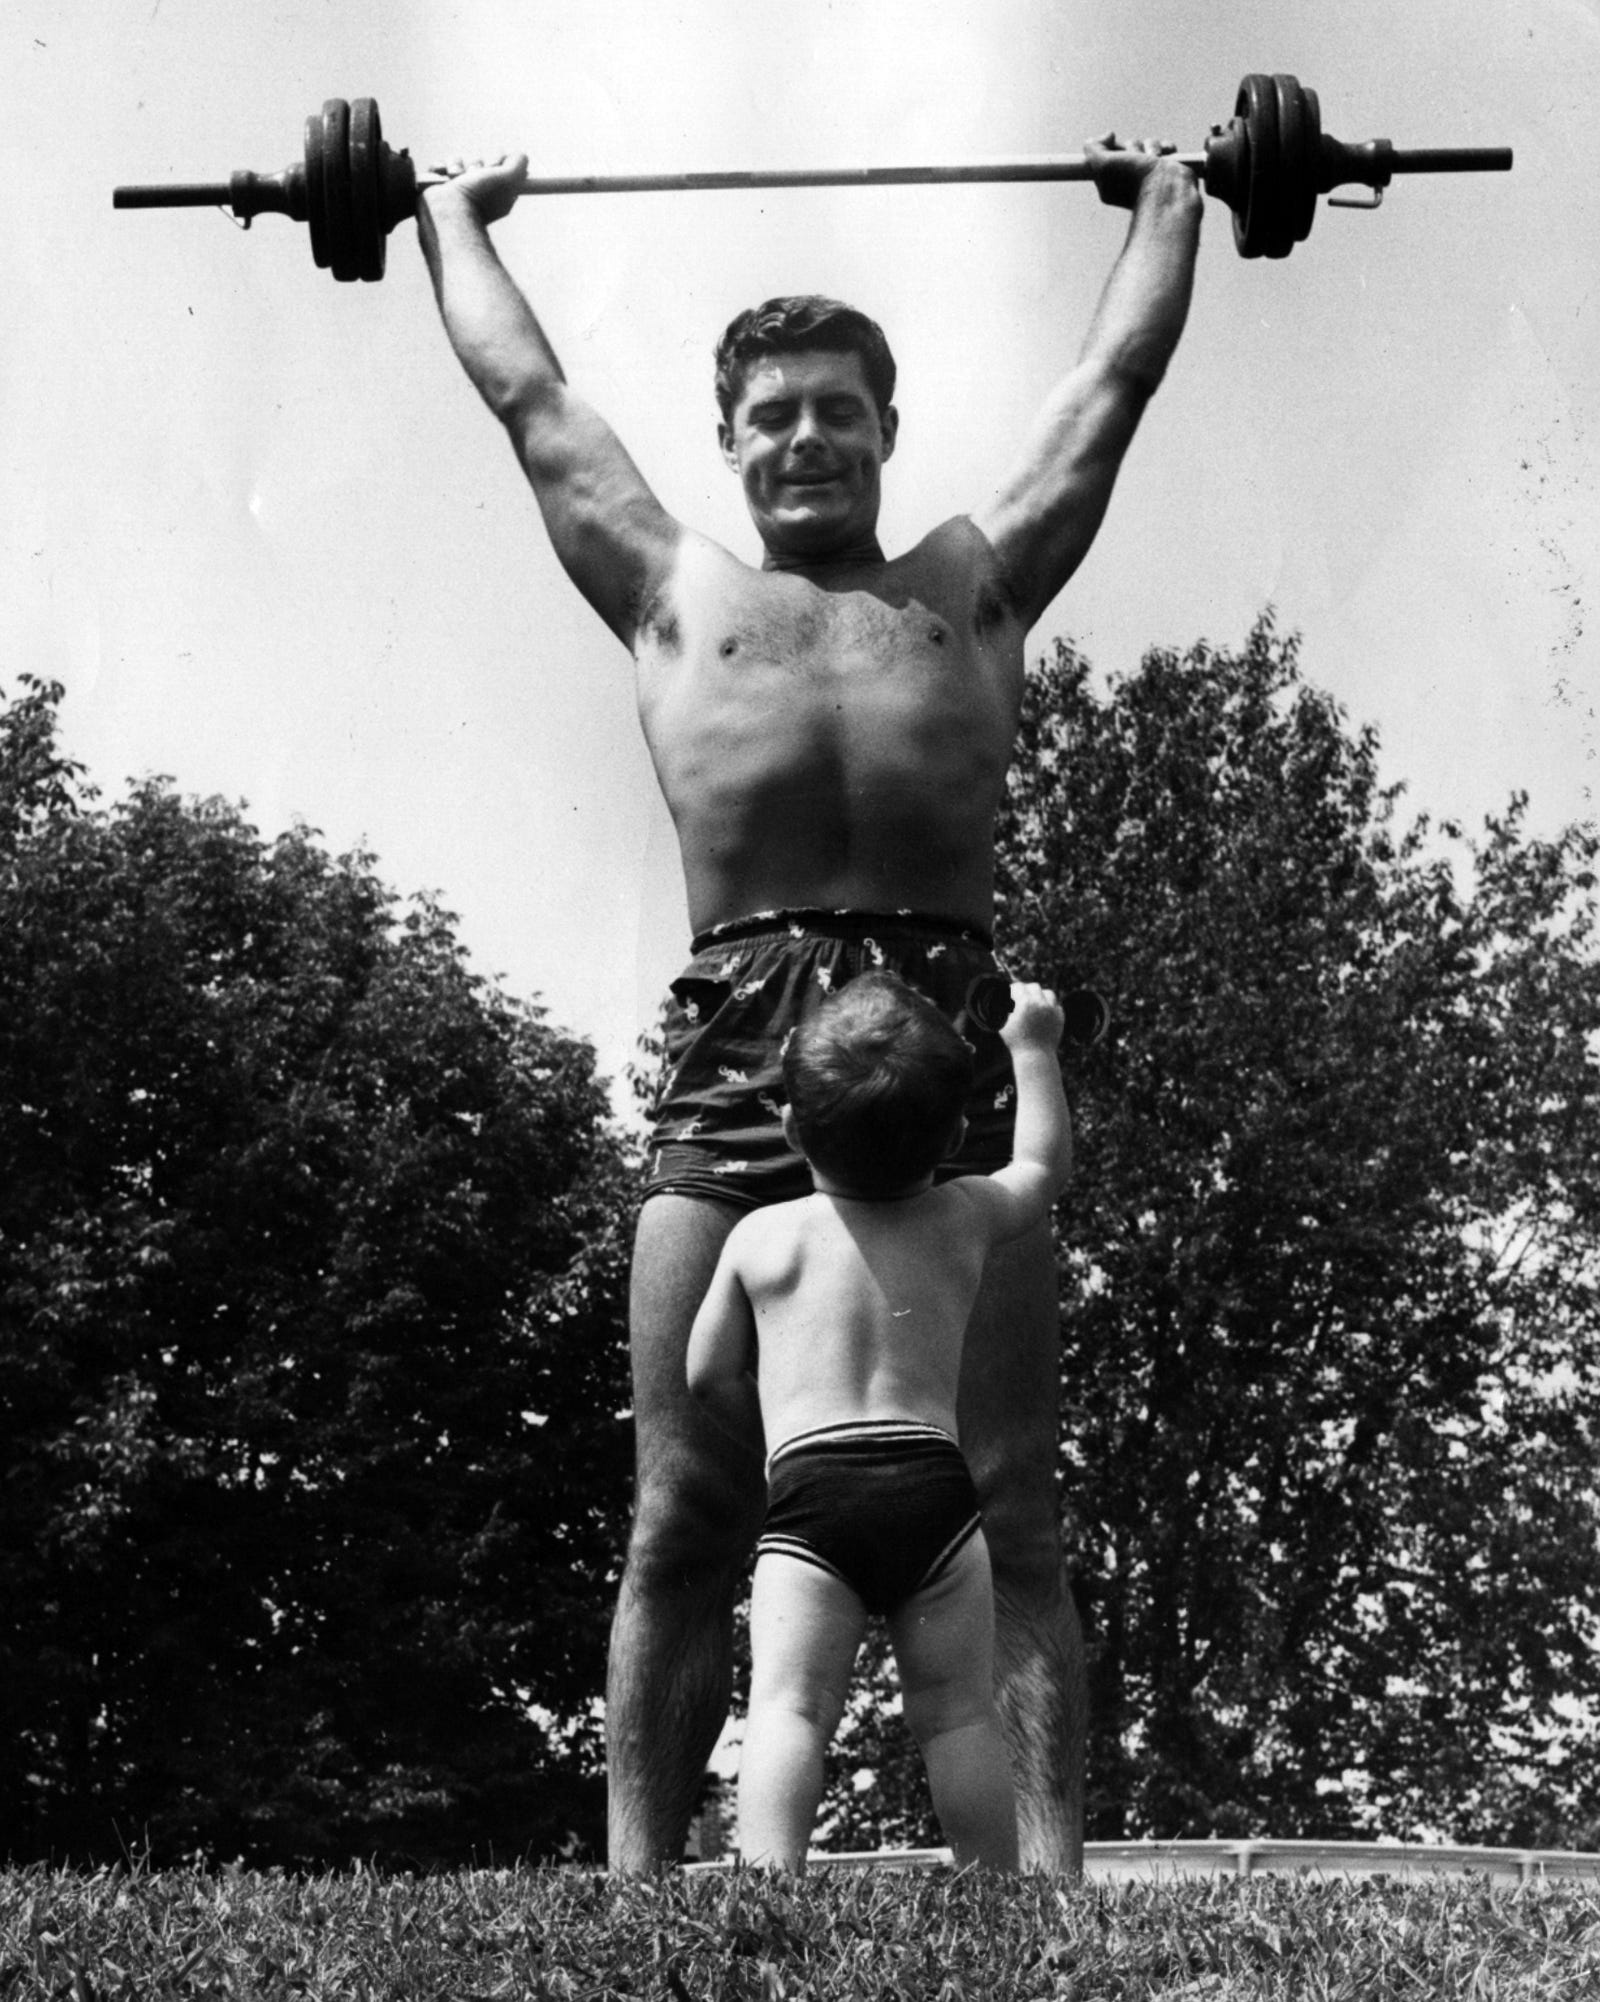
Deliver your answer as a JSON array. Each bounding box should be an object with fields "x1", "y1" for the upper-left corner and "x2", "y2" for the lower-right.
[
  {"x1": 957, "y1": 1220, "x2": 1086, "y2": 1874},
  {"x1": 607, "y1": 1193, "x2": 765, "y2": 1872}
]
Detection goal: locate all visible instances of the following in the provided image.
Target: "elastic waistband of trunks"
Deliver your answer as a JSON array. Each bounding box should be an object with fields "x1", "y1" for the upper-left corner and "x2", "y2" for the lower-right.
[
  {"x1": 690, "y1": 907, "x2": 993, "y2": 954},
  {"x1": 765, "y1": 1418, "x2": 959, "y2": 1476}
]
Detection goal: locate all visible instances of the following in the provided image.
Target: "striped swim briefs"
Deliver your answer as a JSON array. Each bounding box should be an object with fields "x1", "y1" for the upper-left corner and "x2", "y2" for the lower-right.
[{"x1": 757, "y1": 1420, "x2": 983, "y2": 1616}]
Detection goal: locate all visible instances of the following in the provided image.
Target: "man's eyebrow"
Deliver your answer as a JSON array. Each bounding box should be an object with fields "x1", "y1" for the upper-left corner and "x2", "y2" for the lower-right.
[{"x1": 744, "y1": 388, "x2": 868, "y2": 420}]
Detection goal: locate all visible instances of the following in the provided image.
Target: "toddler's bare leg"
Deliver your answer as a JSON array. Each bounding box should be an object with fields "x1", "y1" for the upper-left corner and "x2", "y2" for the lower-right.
[
  {"x1": 888, "y1": 1530, "x2": 1019, "y2": 1871},
  {"x1": 738, "y1": 1554, "x2": 868, "y2": 1869}
]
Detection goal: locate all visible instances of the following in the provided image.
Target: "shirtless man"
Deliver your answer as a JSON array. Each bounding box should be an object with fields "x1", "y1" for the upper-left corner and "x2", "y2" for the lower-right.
[{"x1": 418, "y1": 138, "x2": 1201, "y2": 1872}]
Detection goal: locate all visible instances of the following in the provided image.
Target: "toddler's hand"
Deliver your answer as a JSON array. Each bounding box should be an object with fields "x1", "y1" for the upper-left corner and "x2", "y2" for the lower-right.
[{"x1": 1000, "y1": 981, "x2": 1064, "y2": 1052}]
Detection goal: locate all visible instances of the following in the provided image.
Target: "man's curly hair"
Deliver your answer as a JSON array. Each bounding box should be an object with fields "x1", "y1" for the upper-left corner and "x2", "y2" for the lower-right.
[{"x1": 714, "y1": 295, "x2": 897, "y2": 422}]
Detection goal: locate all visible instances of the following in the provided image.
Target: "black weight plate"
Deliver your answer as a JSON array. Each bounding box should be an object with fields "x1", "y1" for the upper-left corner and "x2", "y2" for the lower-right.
[
  {"x1": 1238, "y1": 73, "x2": 1291, "y2": 258},
  {"x1": 1297, "y1": 79, "x2": 1323, "y2": 233},
  {"x1": 1265, "y1": 74, "x2": 1304, "y2": 258},
  {"x1": 349, "y1": 97, "x2": 386, "y2": 281},
  {"x1": 320, "y1": 99, "x2": 358, "y2": 282},
  {"x1": 304, "y1": 108, "x2": 329, "y2": 268},
  {"x1": 1061, "y1": 989, "x2": 1110, "y2": 1051},
  {"x1": 963, "y1": 974, "x2": 1013, "y2": 1036},
  {"x1": 1230, "y1": 77, "x2": 1265, "y2": 256},
  {"x1": 1273, "y1": 73, "x2": 1316, "y2": 249}
]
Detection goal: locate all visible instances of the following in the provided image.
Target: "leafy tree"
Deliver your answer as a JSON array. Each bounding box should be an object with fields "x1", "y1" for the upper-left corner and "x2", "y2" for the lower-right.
[
  {"x1": 819, "y1": 620, "x2": 1600, "y2": 1850},
  {"x1": 0, "y1": 677, "x2": 635, "y2": 1867}
]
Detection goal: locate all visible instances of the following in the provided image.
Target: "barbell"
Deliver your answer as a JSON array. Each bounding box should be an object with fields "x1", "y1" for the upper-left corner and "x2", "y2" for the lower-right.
[{"x1": 112, "y1": 74, "x2": 1511, "y2": 283}]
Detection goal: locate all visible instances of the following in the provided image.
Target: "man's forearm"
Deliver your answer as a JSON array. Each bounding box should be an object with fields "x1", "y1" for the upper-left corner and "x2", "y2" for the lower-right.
[
  {"x1": 1081, "y1": 164, "x2": 1202, "y2": 400},
  {"x1": 417, "y1": 191, "x2": 564, "y2": 424}
]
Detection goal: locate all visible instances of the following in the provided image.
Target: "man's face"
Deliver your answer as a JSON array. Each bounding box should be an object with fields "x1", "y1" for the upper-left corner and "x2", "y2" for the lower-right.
[{"x1": 718, "y1": 349, "x2": 898, "y2": 558}]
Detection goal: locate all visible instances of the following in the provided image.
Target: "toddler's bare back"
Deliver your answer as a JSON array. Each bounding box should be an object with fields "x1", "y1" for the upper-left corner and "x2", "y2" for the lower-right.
[{"x1": 727, "y1": 1180, "x2": 993, "y2": 1449}]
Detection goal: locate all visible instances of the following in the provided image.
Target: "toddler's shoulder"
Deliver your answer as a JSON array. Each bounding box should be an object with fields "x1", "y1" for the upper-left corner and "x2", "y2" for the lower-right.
[
  {"x1": 926, "y1": 1173, "x2": 1014, "y2": 1243},
  {"x1": 726, "y1": 1193, "x2": 816, "y2": 1266}
]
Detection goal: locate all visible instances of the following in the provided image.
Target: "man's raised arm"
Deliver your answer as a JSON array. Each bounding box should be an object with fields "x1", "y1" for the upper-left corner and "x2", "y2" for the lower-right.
[
  {"x1": 973, "y1": 142, "x2": 1203, "y2": 633},
  {"x1": 417, "y1": 157, "x2": 681, "y2": 648}
]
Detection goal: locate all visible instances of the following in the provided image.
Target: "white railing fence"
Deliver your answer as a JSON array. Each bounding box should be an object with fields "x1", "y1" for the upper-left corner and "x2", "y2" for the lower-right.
[{"x1": 688, "y1": 1839, "x2": 1600, "y2": 1882}]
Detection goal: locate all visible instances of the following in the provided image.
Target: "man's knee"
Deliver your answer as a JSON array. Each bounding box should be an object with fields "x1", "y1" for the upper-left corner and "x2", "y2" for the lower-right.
[
  {"x1": 625, "y1": 1458, "x2": 763, "y2": 1594},
  {"x1": 978, "y1": 1472, "x2": 1066, "y2": 1609}
]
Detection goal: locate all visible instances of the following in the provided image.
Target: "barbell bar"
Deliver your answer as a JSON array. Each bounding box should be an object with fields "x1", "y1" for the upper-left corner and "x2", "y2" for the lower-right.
[{"x1": 112, "y1": 74, "x2": 1512, "y2": 282}]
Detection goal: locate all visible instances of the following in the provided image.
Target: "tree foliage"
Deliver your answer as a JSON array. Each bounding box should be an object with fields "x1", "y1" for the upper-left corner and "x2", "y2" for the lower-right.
[
  {"x1": 0, "y1": 677, "x2": 635, "y2": 1867},
  {"x1": 822, "y1": 620, "x2": 1600, "y2": 1850}
]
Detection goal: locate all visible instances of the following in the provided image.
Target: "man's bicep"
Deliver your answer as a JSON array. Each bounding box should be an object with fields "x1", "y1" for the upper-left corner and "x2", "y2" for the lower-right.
[
  {"x1": 973, "y1": 361, "x2": 1149, "y2": 629},
  {"x1": 505, "y1": 381, "x2": 684, "y2": 645}
]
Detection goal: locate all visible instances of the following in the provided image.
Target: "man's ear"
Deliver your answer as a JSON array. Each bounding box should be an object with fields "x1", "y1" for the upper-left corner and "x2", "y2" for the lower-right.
[
  {"x1": 781, "y1": 1104, "x2": 803, "y2": 1152},
  {"x1": 879, "y1": 403, "x2": 900, "y2": 461},
  {"x1": 718, "y1": 421, "x2": 738, "y2": 471},
  {"x1": 947, "y1": 1113, "x2": 968, "y2": 1158}
]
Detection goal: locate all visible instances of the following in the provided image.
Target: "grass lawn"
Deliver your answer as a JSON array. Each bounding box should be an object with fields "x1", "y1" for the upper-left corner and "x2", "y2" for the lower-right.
[{"x1": 5, "y1": 1860, "x2": 1600, "y2": 1998}]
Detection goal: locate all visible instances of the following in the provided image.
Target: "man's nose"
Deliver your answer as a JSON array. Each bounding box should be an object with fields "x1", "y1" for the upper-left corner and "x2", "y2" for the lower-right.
[{"x1": 790, "y1": 404, "x2": 824, "y2": 449}]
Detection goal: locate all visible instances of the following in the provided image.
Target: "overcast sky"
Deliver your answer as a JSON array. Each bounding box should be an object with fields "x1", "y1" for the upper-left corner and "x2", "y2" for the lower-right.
[{"x1": 5, "y1": 0, "x2": 1596, "y2": 1093}]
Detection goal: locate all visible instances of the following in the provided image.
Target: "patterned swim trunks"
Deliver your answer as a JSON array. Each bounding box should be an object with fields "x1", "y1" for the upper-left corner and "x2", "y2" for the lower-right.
[{"x1": 642, "y1": 907, "x2": 1017, "y2": 1210}]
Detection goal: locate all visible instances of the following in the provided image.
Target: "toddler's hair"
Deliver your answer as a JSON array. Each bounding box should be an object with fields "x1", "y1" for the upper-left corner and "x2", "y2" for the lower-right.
[{"x1": 783, "y1": 971, "x2": 974, "y2": 1195}]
